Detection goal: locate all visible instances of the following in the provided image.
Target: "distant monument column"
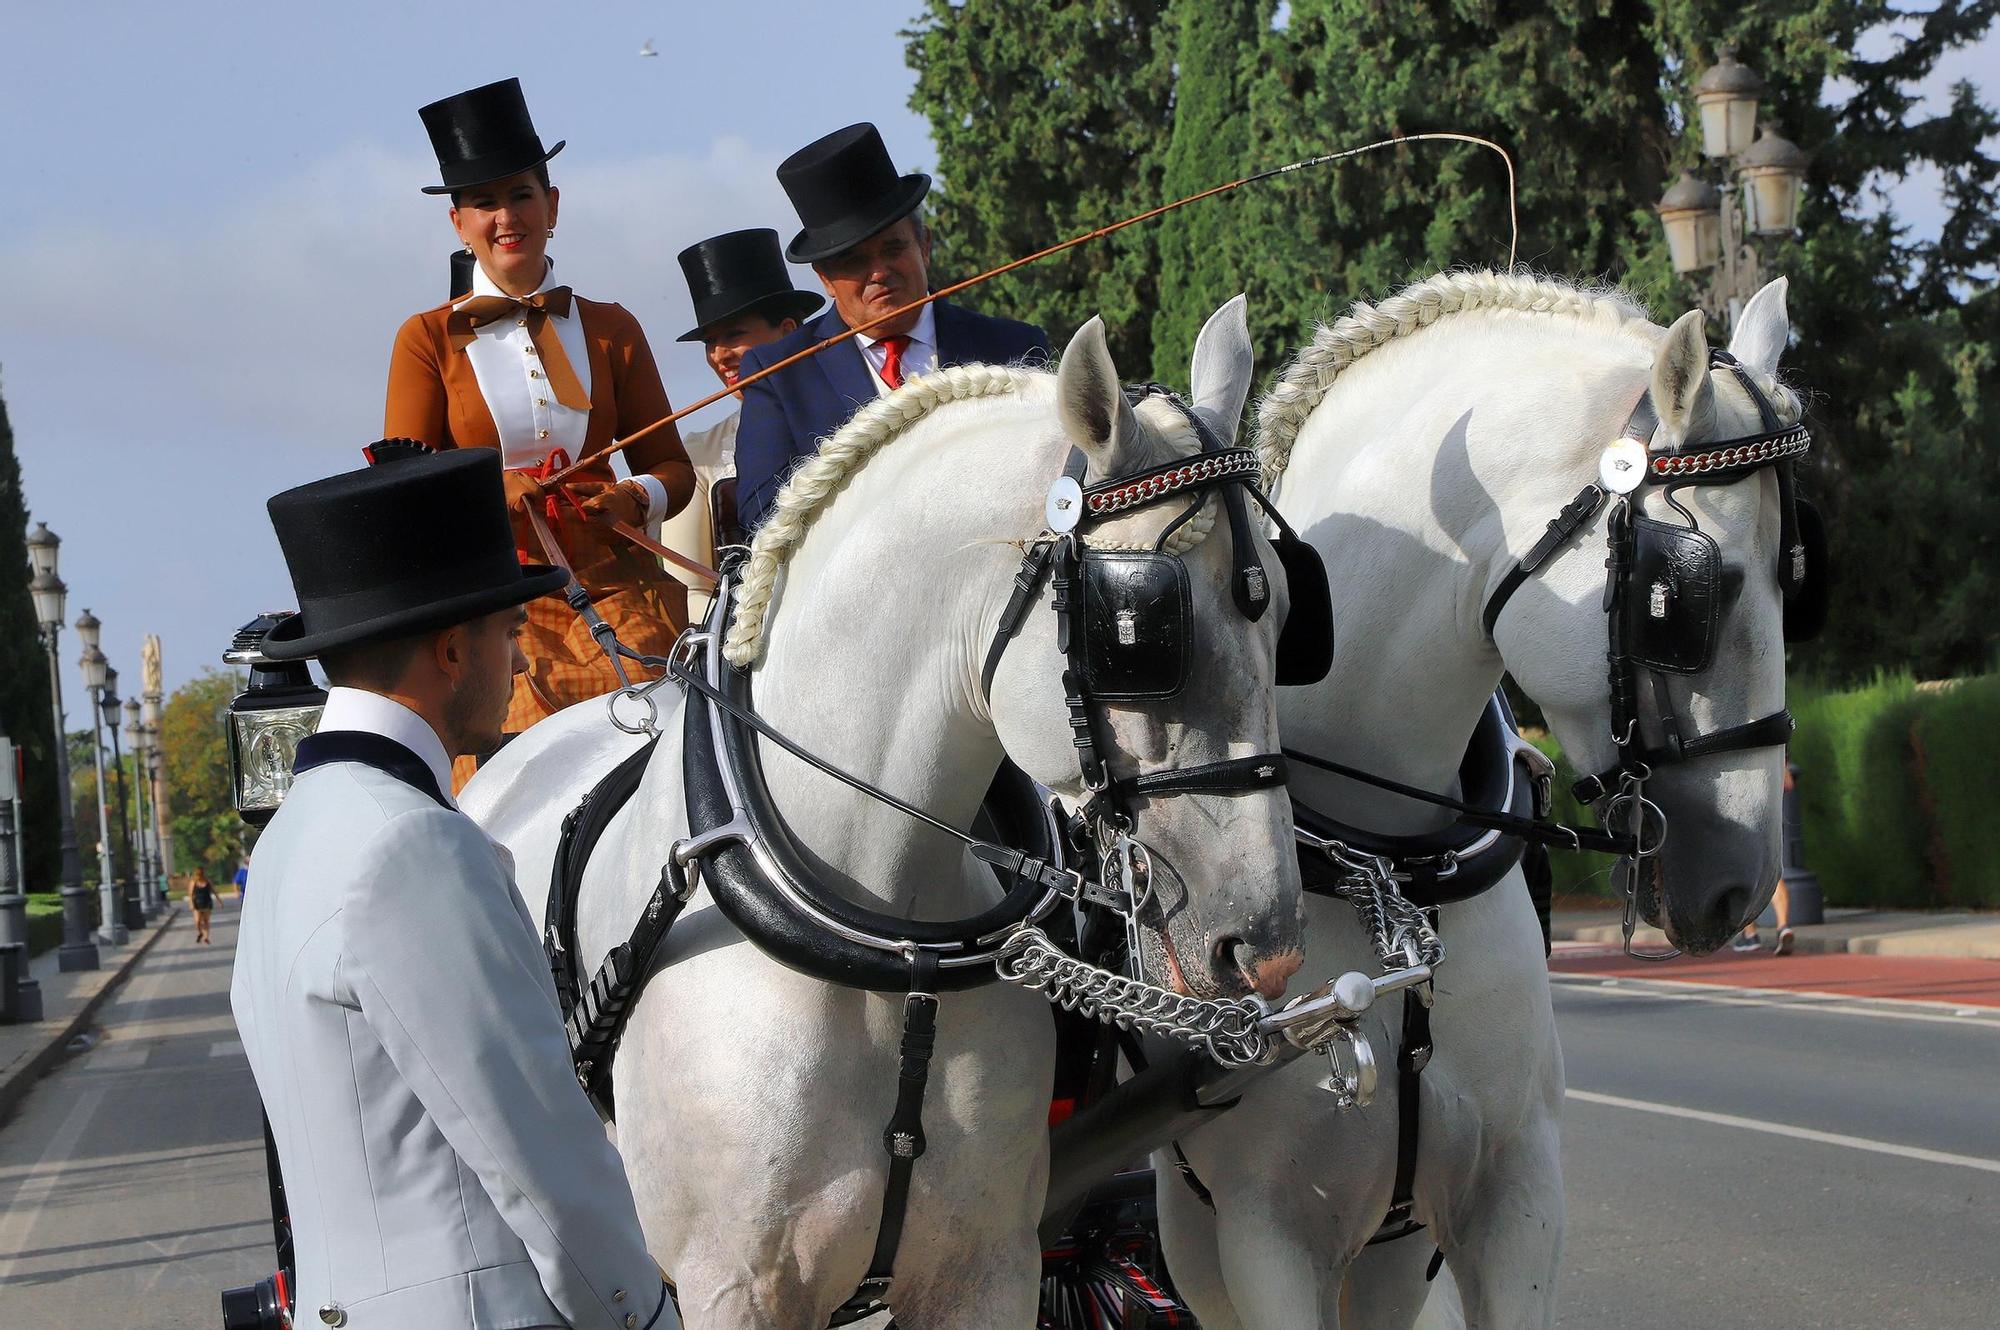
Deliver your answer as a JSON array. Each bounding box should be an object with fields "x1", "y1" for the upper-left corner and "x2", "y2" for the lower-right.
[{"x1": 143, "y1": 636, "x2": 175, "y2": 888}]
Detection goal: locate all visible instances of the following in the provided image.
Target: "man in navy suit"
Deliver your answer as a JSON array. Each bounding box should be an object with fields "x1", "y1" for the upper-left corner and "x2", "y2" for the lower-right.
[{"x1": 735, "y1": 122, "x2": 1050, "y2": 531}]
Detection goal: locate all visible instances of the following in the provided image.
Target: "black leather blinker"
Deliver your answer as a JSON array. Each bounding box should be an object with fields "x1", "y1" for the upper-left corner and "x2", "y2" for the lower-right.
[
  {"x1": 1627, "y1": 516, "x2": 1721, "y2": 674},
  {"x1": 1078, "y1": 550, "x2": 1191, "y2": 701}
]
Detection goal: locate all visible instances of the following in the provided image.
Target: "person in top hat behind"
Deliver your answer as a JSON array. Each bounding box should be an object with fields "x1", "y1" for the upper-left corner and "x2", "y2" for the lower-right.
[
  {"x1": 384, "y1": 78, "x2": 695, "y2": 778},
  {"x1": 732, "y1": 122, "x2": 1050, "y2": 532},
  {"x1": 657, "y1": 228, "x2": 820, "y2": 615},
  {"x1": 232, "y1": 449, "x2": 674, "y2": 1330}
]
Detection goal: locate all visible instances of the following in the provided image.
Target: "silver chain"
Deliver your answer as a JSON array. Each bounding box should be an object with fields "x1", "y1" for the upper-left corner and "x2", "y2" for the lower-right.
[
  {"x1": 1310, "y1": 843, "x2": 1447, "y2": 971},
  {"x1": 994, "y1": 926, "x2": 1271, "y2": 1066}
]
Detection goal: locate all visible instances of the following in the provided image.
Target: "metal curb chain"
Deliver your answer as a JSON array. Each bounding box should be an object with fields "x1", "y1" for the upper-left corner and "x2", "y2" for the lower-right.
[
  {"x1": 994, "y1": 926, "x2": 1271, "y2": 1066},
  {"x1": 1311, "y1": 843, "x2": 1447, "y2": 972}
]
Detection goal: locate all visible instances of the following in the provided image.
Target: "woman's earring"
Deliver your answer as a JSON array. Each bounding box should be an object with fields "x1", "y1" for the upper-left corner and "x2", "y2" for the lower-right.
[
  {"x1": 461, "y1": 245, "x2": 472, "y2": 255},
  {"x1": 546, "y1": 228, "x2": 556, "y2": 239}
]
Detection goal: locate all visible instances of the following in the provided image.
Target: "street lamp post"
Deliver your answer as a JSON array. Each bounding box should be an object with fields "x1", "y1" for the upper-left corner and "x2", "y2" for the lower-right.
[
  {"x1": 76, "y1": 615, "x2": 126, "y2": 947},
  {"x1": 103, "y1": 671, "x2": 144, "y2": 932},
  {"x1": 26, "y1": 525, "x2": 99, "y2": 972},
  {"x1": 1654, "y1": 48, "x2": 1811, "y2": 334},
  {"x1": 125, "y1": 700, "x2": 157, "y2": 915}
]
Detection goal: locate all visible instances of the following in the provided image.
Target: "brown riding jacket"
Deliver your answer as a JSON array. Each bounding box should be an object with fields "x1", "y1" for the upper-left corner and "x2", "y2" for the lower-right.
[{"x1": 384, "y1": 295, "x2": 695, "y2": 737}]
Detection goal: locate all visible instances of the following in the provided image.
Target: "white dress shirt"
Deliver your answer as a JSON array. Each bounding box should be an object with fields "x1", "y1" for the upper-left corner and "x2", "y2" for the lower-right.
[
  {"x1": 855, "y1": 301, "x2": 938, "y2": 393},
  {"x1": 316, "y1": 687, "x2": 457, "y2": 809},
  {"x1": 457, "y1": 259, "x2": 671, "y2": 522}
]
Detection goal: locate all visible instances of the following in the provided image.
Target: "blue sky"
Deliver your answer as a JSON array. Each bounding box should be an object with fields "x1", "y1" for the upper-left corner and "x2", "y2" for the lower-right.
[{"x1": 3, "y1": 2, "x2": 1993, "y2": 696}]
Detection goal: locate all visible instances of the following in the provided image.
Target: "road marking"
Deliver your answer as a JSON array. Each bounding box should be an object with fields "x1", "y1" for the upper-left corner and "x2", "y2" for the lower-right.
[
  {"x1": 1566, "y1": 1088, "x2": 2000, "y2": 1176},
  {"x1": 1551, "y1": 972, "x2": 2000, "y2": 1028},
  {"x1": 0, "y1": 1085, "x2": 108, "y2": 1278},
  {"x1": 208, "y1": 1040, "x2": 241, "y2": 1060}
]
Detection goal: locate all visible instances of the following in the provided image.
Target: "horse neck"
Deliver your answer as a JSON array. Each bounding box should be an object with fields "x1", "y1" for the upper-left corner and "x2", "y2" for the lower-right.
[
  {"x1": 750, "y1": 390, "x2": 1059, "y2": 915},
  {"x1": 1279, "y1": 314, "x2": 1650, "y2": 835}
]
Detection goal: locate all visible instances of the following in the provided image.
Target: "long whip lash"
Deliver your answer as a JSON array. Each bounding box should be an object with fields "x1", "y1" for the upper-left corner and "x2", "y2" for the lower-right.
[{"x1": 547, "y1": 131, "x2": 1517, "y2": 486}]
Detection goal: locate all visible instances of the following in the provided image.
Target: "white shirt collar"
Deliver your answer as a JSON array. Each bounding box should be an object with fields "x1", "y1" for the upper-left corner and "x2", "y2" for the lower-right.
[
  {"x1": 317, "y1": 687, "x2": 457, "y2": 806},
  {"x1": 464, "y1": 257, "x2": 561, "y2": 307},
  {"x1": 854, "y1": 300, "x2": 936, "y2": 351}
]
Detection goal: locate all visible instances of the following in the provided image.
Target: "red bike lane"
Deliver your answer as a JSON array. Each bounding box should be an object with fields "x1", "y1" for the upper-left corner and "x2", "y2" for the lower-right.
[{"x1": 1549, "y1": 943, "x2": 2000, "y2": 1007}]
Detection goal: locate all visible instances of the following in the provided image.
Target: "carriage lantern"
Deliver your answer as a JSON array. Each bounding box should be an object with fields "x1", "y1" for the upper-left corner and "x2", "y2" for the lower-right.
[
  {"x1": 1693, "y1": 48, "x2": 1764, "y2": 159},
  {"x1": 1655, "y1": 172, "x2": 1723, "y2": 274},
  {"x1": 1738, "y1": 123, "x2": 1810, "y2": 235},
  {"x1": 223, "y1": 613, "x2": 326, "y2": 827}
]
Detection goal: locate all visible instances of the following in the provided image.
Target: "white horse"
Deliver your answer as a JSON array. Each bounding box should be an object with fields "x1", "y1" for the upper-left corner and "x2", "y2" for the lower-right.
[
  {"x1": 1153, "y1": 272, "x2": 1804, "y2": 1329},
  {"x1": 465, "y1": 309, "x2": 1308, "y2": 1329}
]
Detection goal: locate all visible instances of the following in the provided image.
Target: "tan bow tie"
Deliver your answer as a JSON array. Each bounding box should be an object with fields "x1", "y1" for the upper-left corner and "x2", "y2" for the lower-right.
[{"x1": 448, "y1": 287, "x2": 591, "y2": 412}]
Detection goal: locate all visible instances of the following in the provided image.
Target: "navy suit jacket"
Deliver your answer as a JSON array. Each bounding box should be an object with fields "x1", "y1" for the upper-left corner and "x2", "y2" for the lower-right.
[{"x1": 734, "y1": 300, "x2": 1050, "y2": 531}]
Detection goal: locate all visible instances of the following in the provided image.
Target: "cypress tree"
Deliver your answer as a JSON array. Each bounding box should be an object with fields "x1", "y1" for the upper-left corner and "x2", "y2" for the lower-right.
[
  {"x1": 0, "y1": 377, "x2": 60, "y2": 893},
  {"x1": 904, "y1": 0, "x2": 1176, "y2": 372},
  {"x1": 1148, "y1": 0, "x2": 1269, "y2": 385}
]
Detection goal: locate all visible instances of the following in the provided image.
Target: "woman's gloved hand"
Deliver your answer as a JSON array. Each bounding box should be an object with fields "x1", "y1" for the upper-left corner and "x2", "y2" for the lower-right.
[
  {"x1": 579, "y1": 479, "x2": 650, "y2": 528},
  {"x1": 502, "y1": 470, "x2": 547, "y2": 512}
]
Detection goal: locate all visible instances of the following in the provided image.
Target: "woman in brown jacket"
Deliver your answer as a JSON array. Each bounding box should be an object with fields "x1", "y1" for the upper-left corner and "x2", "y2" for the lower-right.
[{"x1": 385, "y1": 78, "x2": 694, "y2": 759}]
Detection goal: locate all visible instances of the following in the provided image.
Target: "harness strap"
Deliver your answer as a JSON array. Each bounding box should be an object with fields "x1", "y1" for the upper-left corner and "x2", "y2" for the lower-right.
[
  {"x1": 1482, "y1": 483, "x2": 1608, "y2": 637},
  {"x1": 1283, "y1": 745, "x2": 1634, "y2": 856},
  {"x1": 1370, "y1": 982, "x2": 1433, "y2": 1246},
  {"x1": 1573, "y1": 707, "x2": 1795, "y2": 804},
  {"x1": 853, "y1": 950, "x2": 943, "y2": 1305},
  {"x1": 546, "y1": 738, "x2": 662, "y2": 1026},
  {"x1": 1112, "y1": 754, "x2": 1288, "y2": 800}
]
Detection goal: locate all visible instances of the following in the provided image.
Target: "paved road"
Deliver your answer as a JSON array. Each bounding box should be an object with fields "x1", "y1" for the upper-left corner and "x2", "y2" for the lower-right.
[
  {"x1": 1551, "y1": 967, "x2": 2000, "y2": 1329},
  {"x1": 0, "y1": 900, "x2": 270, "y2": 1329},
  {"x1": 5, "y1": 899, "x2": 1998, "y2": 1328}
]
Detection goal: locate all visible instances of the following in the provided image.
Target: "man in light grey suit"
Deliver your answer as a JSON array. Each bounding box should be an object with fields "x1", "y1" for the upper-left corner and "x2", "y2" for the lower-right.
[{"x1": 232, "y1": 448, "x2": 673, "y2": 1330}]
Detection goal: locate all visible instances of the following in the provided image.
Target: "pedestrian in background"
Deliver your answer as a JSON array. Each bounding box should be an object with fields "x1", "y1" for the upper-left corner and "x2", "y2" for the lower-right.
[
  {"x1": 234, "y1": 855, "x2": 250, "y2": 900},
  {"x1": 188, "y1": 867, "x2": 216, "y2": 944}
]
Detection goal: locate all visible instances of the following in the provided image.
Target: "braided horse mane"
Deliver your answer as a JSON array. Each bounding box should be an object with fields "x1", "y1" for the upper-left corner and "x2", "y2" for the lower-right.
[
  {"x1": 1252, "y1": 269, "x2": 1800, "y2": 486},
  {"x1": 722, "y1": 364, "x2": 1212, "y2": 667}
]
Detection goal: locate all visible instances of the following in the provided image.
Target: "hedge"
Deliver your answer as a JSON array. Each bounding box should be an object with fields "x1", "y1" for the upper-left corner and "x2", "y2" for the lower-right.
[{"x1": 1528, "y1": 671, "x2": 2000, "y2": 909}]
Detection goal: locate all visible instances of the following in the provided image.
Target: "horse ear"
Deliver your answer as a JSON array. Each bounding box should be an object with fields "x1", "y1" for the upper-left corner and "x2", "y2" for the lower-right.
[
  {"x1": 1651, "y1": 309, "x2": 1716, "y2": 448},
  {"x1": 1057, "y1": 316, "x2": 1143, "y2": 466},
  {"x1": 1728, "y1": 277, "x2": 1790, "y2": 377},
  {"x1": 1189, "y1": 294, "x2": 1253, "y2": 446}
]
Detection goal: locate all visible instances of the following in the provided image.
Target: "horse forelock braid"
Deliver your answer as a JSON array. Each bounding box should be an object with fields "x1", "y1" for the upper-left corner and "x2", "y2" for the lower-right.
[
  {"x1": 722, "y1": 364, "x2": 1036, "y2": 667},
  {"x1": 1252, "y1": 269, "x2": 1653, "y2": 486}
]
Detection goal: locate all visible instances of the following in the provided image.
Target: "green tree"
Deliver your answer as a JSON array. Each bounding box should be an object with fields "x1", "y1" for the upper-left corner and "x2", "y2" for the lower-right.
[
  {"x1": 1148, "y1": 0, "x2": 1270, "y2": 384},
  {"x1": 0, "y1": 376, "x2": 61, "y2": 892},
  {"x1": 1232, "y1": 0, "x2": 1668, "y2": 371},
  {"x1": 1644, "y1": 1, "x2": 2000, "y2": 680},
  {"x1": 904, "y1": 0, "x2": 1177, "y2": 372},
  {"x1": 161, "y1": 668, "x2": 247, "y2": 878}
]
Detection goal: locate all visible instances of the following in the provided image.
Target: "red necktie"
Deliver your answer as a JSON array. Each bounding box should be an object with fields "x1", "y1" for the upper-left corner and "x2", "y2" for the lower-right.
[{"x1": 878, "y1": 334, "x2": 910, "y2": 391}]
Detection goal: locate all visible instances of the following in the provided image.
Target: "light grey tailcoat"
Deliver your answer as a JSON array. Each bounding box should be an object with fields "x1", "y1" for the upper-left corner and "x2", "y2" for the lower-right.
[{"x1": 231, "y1": 749, "x2": 670, "y2": 1330}]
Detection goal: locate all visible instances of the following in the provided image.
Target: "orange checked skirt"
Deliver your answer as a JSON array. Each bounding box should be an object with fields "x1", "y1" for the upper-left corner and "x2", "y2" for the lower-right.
[{"x1": 452, "y1": 501, "x2": 687, "y2": 792}]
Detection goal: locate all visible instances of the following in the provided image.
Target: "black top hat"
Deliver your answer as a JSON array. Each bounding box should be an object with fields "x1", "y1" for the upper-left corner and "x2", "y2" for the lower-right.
[
  {"x1": 675, "y1": 229, "x2": 823, "y2": 341},
  {"x1": 261, "y1": 449, "x2": 565, "y2": 661},
  {"x1": 418, "y1": 78, "x2": 565, "y2": 196},
  {"x1": 777, "y1": 123, "x2": 930, "y2": 264}
]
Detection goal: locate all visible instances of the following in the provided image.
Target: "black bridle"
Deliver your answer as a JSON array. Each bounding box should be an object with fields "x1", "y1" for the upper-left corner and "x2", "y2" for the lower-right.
[{"x1": 1482, "y1": 347, "x2": 1814, "y2": 958}]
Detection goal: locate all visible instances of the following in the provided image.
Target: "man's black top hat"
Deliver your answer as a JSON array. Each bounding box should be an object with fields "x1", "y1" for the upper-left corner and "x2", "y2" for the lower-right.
[
  {"x1": 262, "y1": 449, "x2": 565, "y2": 661},
  {"x1": 419, "y1": 78, "x2": 565, "y2": 196},
  {"x1": 675, "y1": 228, "x2": 823, "y2": 342},
  {"x1": 777, "y1": 123, "x2": 930, "y2": 264}
]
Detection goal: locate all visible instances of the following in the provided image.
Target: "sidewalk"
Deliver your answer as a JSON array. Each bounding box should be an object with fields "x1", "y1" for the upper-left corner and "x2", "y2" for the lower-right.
[
  {"x1": 1553, "y1": 904, "x2": 2000, "y2": 959},
  {"x1": 0, "y1": 905, "x2": 182, "y2": 1123}
]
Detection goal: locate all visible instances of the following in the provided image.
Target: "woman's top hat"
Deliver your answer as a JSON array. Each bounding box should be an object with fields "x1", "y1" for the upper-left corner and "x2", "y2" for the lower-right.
[
  {"x1": 261, "y1": 449, "x2": 565, "y2": 661},
  {"x1": 776, "y1": 123, "x2": 930, "y2": 264},
  {"x1": 418, "y1": 78, "x2": 565, "y2": 196},
  {"x1": 675, "y1": 228, "x2": 823, "y2": 341}
]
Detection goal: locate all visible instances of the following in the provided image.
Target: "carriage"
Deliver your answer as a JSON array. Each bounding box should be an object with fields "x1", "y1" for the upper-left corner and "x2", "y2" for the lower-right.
[{"x1": 223, "y1": 272, "x2": 1821, "y2": 1330}]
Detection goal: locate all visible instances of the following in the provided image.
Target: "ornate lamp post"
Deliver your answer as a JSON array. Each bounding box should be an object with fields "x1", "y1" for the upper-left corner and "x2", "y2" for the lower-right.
[
  {"x1": 102, "y1": 671, "x2": 143, "y2": 931},
  {"x1": 26, "y1": 525, "x2": 98, "y2": 971},
  {"x1": 1654, "y1": 48, "x2": 1811, "y2": 333},
  {"x1": 77, "y1": 615, "x2": 127, "y2": 947}
]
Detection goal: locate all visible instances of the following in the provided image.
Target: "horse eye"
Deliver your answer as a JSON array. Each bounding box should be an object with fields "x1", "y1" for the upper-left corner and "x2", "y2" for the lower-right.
[{"x1": 1718, "y1": 565, "x2": 1747, "y2": 608}]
